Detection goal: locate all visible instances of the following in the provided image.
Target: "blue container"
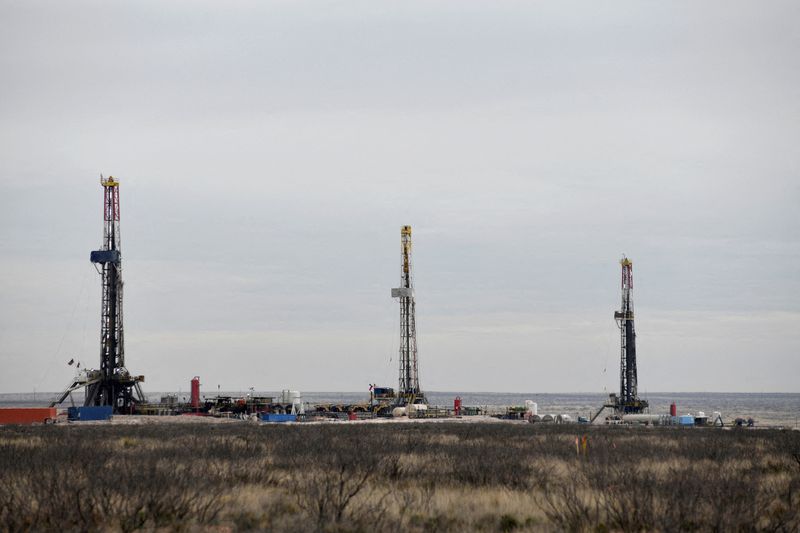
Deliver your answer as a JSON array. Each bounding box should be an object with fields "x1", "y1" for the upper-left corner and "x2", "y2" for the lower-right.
[
  {"x1": 90, "y1": 250, "x2": 120, "y2": 264},
  {"x1": 261, "y1": 414, "x2": 297, "y2": 422},
  {"x1": 678, "y1": 415, "x2": 694, "y2": 426},
  {"x1": 67, "y1": 407, "x2": 79, "y2": 420},
  {"x1": 76, "y1": 406, "x2": 113, "y2": 421}
]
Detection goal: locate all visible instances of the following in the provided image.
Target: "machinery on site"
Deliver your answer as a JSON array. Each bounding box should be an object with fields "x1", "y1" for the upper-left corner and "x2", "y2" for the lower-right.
[
  {"x1": 370, "y1": 386, "x2": 396, "y2": 403},
  {"x1": 391, "y1": 226, "x2": 426, "y2": 406},
  {"x1": 52, "y1": 176, "x2": 145, "y2": 413}
]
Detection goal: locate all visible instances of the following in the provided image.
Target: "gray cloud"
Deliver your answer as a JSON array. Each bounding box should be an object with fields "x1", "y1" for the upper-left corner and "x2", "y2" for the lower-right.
[{"x1": 1, "y1": 1, "x2": 798, "y2": 393}]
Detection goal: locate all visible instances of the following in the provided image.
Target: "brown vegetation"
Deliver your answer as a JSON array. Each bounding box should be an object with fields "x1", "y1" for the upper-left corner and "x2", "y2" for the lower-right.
[{"x1": 0, "y1": 422, "x2": 798, "y2": 531}]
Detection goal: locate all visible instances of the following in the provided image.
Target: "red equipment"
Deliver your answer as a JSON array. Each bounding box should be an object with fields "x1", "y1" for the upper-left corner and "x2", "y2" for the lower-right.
[
  {"x1": 0, "y1": 408, "x2": 57, "y2": 425},
  {"x1": 190, "y1": 376, "x2": 200, "y2": 409}
]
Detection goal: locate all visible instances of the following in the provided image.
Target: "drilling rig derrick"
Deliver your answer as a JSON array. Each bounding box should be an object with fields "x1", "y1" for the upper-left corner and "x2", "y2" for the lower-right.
[
  {"x1": 612, "y1": 256, "x2": 647, "y2": 414},
  {"x1": 391, "y1": 226, "x2": 426, "y2": 406},
  {"x1": 52, "y1": 176, "x2": 145, "y2": 413}
]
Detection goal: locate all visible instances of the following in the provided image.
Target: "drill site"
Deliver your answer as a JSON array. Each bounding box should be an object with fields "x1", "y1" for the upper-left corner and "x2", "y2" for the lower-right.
[{"x1": 0, "y1": 177, "x2": 740, "y2": 428}]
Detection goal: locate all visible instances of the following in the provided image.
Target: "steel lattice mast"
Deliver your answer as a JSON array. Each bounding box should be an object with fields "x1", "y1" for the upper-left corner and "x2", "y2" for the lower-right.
[
  {"x1": 391, "y1": 226, "x2": 425, "y2": 405},
  {"x1": 613, "y1": 256, "x2": 647, "y2": 414},
  {"x1": 85, "y1": 176, "x2": 144, "y2": 411},
  {"x1": 51, "y1": 176, "x2": 145, "y2": 412}
]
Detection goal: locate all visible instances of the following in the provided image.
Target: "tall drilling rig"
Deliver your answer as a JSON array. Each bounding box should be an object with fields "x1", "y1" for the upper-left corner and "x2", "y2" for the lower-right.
[
  {"x1": 612, "y1": 256, "x2": 647, "y2": 414},
  {"x1": 391, "y1": 226, "x2": 426, "y2": 406},
  {"x1": 52, "y1": 176, "x2": 145, "y2": 412}
]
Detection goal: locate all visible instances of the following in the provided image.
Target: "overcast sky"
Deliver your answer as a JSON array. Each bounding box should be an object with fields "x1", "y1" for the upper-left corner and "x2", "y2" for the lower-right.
[{"x1": 1, "y1": 1, "x2": 798, "y2": 395}]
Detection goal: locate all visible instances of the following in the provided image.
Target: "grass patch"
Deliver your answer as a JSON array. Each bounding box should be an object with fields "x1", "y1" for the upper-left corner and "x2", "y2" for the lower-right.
[{"x1": 0, "y1": 423, "x2": 797, "y2": 531}]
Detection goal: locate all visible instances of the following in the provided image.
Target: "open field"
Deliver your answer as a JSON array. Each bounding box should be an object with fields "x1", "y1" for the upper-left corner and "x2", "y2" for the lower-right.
[{"x1": 1, "y1": 422, "x2": 799, "y2": 532}]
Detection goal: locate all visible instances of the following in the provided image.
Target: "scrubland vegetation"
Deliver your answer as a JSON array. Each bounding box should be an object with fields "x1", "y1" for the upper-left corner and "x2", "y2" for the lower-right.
[{"x1": 1, "y1": 422, "x2": 798, "y2": 532}]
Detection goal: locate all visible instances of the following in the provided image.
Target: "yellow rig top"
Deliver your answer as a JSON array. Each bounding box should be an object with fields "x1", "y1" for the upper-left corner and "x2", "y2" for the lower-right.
[
  {"x1": 620, "y1": 256, "x2": 632, "y2": 267},
  {"x1": 101, "y1": 175, "x2": 119, "y2": 187},
  {"x1": 401, "y1": 226, "x2": 412, "y2": 273}
]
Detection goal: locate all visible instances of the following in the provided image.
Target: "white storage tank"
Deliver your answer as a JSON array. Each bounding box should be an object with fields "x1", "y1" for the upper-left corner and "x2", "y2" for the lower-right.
[
  {"x1": 622, "y1": 414, "x2": 662, "y2": 425},
  {"x1": 392, "y1": 407, "x2": 407, "y2": 417},
  {"x1": 281, "y1": 390, "x2": 301, "y2": 403},
  {"x1": 525, "y1": 400, "x2": 538, "y2": 416},
  {"x1": 407, "y1": 403, "x2": 428, "y2": 417}
]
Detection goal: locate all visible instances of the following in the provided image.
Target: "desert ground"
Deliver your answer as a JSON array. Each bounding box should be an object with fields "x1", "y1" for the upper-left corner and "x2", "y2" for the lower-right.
[{"x1": 1, "y1": 421, "x2": 798, "y2": 532}]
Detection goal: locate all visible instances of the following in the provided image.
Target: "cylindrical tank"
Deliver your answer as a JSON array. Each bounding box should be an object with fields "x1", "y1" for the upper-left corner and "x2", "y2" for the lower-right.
[
  {"x1": 454, "y1": 396, "x2": 462, "y2": 416},
  {"x1": 281, "y1": 390, "x2": 300, "y2": 403},
  {"x1": 525, "y1": 400, "x2": 538, "y2": 416},
  {"x1": 407, "y1": 403, "x2": 428, "y2": 418},
  {"x1": 670, "y1": 402, "x2": 677, "y2": 417},
  {"x1": 190, "y1": 376, "x2": 200, "y2": 409},
  {"x1": 623, "y1": 414, "x2": 663, "y2": 425},
  {"x1": 556, "y1": 414, "x2": 573, "y2": 424},
  {"x1": 542, "y1": 414, "x2": 555, "y2": 423},
  {"x1": 392, "y1": 407, "x2": 407, "y2": 417}
]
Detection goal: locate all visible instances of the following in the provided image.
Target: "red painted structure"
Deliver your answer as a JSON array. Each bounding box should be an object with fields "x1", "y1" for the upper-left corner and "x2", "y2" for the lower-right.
[
  {"x1": 191, "y1": 376, "x2": 201, "y2": 409},
  {"x1": 454, "y1": 396, "x2": 462, "y2": 416},
  {"x1": 0, "y1": 408, "x2": 57, "y2": 425},
  {"x1": 670, "y1": 402, "x2": 677, "y2": 417}
]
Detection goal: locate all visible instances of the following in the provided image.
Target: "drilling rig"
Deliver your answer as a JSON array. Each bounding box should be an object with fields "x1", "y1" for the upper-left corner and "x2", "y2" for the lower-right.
[
  {"x1": 391, "y1": 226, "x2": 426, "y2": 406},
  {"x1": 612, "y1": 256, "x2": 647, "y2": 414},
  {"x1": 52, "y1": 176, "x2": 145, "y2": 412}
]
